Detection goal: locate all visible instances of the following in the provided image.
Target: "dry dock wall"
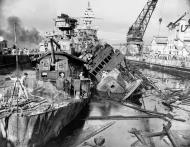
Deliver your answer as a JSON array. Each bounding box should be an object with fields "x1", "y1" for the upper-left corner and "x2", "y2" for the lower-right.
[{"x1": 127, "y1": 59, "x2": 190, "y2": 78}]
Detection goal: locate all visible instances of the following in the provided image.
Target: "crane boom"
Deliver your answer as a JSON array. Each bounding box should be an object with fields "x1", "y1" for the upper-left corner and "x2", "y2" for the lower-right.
[
  {"x1": 167, "y1": 12, "x2": 187, "y2": 30},
  {"x1": 127, "y1": 0, "x2": 158, "y2": 45}
]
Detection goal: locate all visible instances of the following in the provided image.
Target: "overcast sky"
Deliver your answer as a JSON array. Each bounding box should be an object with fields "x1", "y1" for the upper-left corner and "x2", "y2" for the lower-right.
[{"x1": 1, "y1": 0, "x2": 190, "y2": 44}]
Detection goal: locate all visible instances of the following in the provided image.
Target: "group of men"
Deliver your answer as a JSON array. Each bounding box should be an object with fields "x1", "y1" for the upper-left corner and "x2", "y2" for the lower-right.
[
  {"x1": 20, "y1": 71, "x2": 84, "y2": 99},
  {"x1": 56, "y1": 72, "x2": 84, "y2": 99}
]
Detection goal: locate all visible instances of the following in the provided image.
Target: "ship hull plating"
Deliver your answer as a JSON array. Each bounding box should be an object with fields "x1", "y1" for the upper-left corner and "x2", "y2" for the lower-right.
[{"x1": 0, "y1": 98, "x2": 89, "y2": 147}]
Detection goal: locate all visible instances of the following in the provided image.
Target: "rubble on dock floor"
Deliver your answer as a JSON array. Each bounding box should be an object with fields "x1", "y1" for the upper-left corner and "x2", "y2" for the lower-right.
[{"x1": 75, "y1": 86, "x2": 190, "y2": 147}]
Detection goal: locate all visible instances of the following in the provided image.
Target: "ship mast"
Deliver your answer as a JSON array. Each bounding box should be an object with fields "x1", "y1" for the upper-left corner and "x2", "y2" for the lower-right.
[
  {"x1": 82, "y1": 1, "x2": 95, "y2": 28},
  {"x1": 10, "y1": 23, "x2": 29, "y2": 112},
  {"x1": 14, "y1": 23, "x2": 19, "y2": 81},
  {"x1": 13, "y1": 22, "x2": 19, "y2": 112}
]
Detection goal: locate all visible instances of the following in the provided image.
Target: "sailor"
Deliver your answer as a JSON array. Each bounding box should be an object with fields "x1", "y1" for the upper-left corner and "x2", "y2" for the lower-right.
[
  {"x1": 79, "y1": 72, "x2": 84, "y2": 79},
  {"x1": 18, "y1": 73, "x2": 29, "y2": 99},
  {"x1": 20, "y1": 73, "x2": 28, "y2": 88},
  {"x1": 73, "y1": 79, "x2": 81, "y2": 99},
  {"x1": 56, "y1": 72, "x2": 65, "y2": 91},
  {"x1": 64, "y1": 78, "x2": 70, "y2": 97}
]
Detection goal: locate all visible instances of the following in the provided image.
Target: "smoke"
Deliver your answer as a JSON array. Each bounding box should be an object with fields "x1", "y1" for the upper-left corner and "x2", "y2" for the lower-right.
[
  {"x1": 186, "y1": 0, "x2": 190, "y2": 6},
  {"x1": 0, "y1": 0, "x2": 12, "y2": 24},
  {"x1": 0, "y1": 0, "x2": 42, "y2": 48},
  {"x1": 0, "y1": 0, "x2": 3, "y2": 11},
  {"x1": 0, "y1": 0, "x2": 3, "y2": 10},
  {"x1": 0, "y1": 0, "x2": 5, "y2": 22},
  {"x1": 0, "y1": 16, "x2": 42, "y2": 48}
]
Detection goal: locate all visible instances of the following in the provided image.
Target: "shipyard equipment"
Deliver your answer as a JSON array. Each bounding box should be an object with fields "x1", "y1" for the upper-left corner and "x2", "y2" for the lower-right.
[
  {"x1": 167, "y1": 12, "x2": 187, "y2": 29},
  {"x1": 126, "y1": 0, "x2": 158, "y2": 53},
  {"x1": 167, "y1": 12, "x2": 188, "y2": 30}
]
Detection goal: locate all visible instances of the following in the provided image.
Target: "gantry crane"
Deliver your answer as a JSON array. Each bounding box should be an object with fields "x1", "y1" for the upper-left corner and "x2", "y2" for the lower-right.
[{"x1": 126, "y1": 0, "x2": 158, "y2": 53}]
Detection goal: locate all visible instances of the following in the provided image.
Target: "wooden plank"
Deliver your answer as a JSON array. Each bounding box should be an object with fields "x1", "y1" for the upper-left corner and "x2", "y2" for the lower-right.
[
  {"x1": 106, "y1": 99, "x2": 186, "y2": 122},
  {"x1": 129, "y1": 128, "x2": 147, "y2": 145},
  {"x1": 163, "y1": 124, "x2": 180, "y2": 147},
  {"x1": 77, "y1": 121, "x2": 115, "y2": 146}
]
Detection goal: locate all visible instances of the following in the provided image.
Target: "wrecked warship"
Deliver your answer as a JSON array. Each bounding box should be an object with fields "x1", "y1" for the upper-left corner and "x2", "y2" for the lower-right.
[
  {"x1": 0, "y1": 78, "x2": 90, "y2": 147},
  {"x1": 0, "y1": 54, "x2": 91, "y2": 146},
  {"x1": 75, "y1": 2, "x2": 143, "y2": 100},
  {"x1": 85, "y1": 43, "x2": 143, "y2": 100},
  {"x1": 0, "y1": 9, "x2": 92, "y2": 147},
  {"x1": 37, "y1": 2, "x2": 143, "y2": 101},
  {"x1": 1, "y1": 0, "x2": 190, "y2": 147},
  {"x1": 0, "y1": 2, "x2": 146, "y2": 146}
]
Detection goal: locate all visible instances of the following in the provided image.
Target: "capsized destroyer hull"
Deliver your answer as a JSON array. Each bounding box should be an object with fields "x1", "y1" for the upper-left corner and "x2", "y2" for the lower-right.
[{"x1": 96, "y1": 68, "x2": 142, "y2": 100}]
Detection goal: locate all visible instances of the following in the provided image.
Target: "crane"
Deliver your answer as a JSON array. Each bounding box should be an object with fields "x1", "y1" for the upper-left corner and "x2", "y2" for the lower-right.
[
  {"x1": 126, "y1": 0, "x2": 158, "y2": 54},
  {"x1": 167, "y1": 12, "x2": 187, "y2": 30}
]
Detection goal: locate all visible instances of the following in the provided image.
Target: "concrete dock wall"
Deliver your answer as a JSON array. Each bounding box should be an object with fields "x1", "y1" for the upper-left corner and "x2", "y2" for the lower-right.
[{"x1": 127, "y1": 59, "x2": 190, "y2": 78}]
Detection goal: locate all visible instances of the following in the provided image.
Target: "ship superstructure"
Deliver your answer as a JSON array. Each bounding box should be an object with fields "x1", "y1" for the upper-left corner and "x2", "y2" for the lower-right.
[
  {"x1": 77, "y1": 1, "x2": 99, "y2": 57},
  {"x1": 37, "y1": 1, "x2": 143, "y2": 104},
  {"x1": 77, "y1": 3, "x2": 144, "y2": 100},
  {"x1": 39, "y1": 14, "x2": 78, "y2": 55},
  {"x1": 39, "y1": 2, "x2": 98, "y2": 57}
]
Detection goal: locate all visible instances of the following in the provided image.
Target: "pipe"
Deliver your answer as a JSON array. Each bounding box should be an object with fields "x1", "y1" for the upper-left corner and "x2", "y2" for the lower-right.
[
  {"x1": 51, "y1": 38, "x2": 61, "y2": 49},
  {"x1": 86, "y1": 115, "x2": 162, "y2": 120},
  {"x1": 50, "y1": 39, "x2": 56, "y2": 64}
]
